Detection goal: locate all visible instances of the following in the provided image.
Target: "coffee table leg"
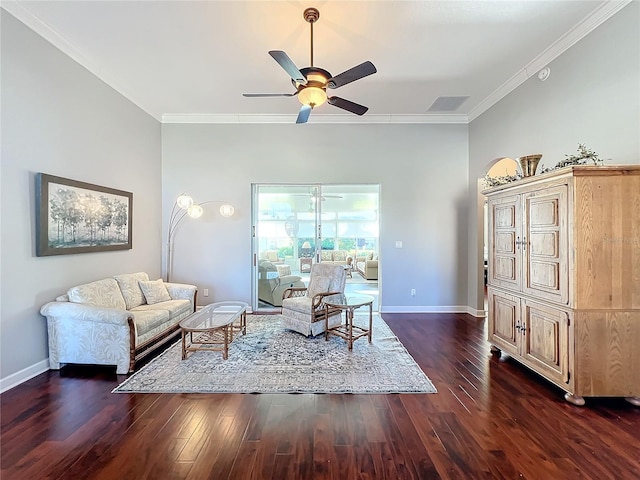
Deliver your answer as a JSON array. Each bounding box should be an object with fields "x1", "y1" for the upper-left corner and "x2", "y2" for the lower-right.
[
  {"x1": 181, "y1": 329, "x2": 187, "y2": 360},
  {"x1": 368, "y1": 303, "x2": 373, "y2": 343},
  {"x1": 325, "y1": 305, "x2": 329, "y2": 341},
  {"x1": 223, "y1": 326, "x2": 229, "y2": 360},
  {"x1": 348, "y1": 308, "x2": 354, "y2": 351}
]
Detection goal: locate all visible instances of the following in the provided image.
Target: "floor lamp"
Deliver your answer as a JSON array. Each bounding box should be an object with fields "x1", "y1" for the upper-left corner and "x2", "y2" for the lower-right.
[{"x1": 166, "y1": 194, "x2": 234, "y2": 282}]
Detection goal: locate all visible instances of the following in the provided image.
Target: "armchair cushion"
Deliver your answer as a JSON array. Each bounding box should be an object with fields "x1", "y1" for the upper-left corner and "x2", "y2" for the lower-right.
[
  {"x1": 139, "y1": 279, "x2": 172, "y2": 305},
  {"x1": 308, "y1": 275, "x2": 331, "y2": 297}
]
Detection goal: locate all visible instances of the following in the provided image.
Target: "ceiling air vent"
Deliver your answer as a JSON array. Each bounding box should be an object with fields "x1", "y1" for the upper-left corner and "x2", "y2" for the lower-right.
[{"x1": 427, "y1": 96, "x2": 470, "y2": 112}]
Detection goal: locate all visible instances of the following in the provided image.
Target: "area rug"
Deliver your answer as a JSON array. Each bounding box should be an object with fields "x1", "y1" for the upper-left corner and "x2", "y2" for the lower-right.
[{"x1": 112, "y1": 314, "x2": 436, "y2": 394}]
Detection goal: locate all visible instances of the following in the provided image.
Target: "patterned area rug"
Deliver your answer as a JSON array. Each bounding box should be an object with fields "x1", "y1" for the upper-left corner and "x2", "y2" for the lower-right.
[{"x1": 113, "y1": 314, "x2": 436, "y2": 394}]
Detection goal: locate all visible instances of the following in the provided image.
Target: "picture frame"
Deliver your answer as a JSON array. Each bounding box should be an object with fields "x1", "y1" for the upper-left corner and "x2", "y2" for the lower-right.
[{"x1": 35, "y1": 173, "x2": 133, "y2": 256}]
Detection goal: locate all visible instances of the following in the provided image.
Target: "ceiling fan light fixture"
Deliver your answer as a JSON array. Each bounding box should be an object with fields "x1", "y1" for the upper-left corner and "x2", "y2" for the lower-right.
[{"x1": 298, "y1": 86, "x2": 327, "y2": 107}]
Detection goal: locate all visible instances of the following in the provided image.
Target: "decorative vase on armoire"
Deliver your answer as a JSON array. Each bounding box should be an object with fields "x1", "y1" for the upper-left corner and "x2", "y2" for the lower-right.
[{"x1": 518, "y1": 154, "x2": 542, "y2": 177}]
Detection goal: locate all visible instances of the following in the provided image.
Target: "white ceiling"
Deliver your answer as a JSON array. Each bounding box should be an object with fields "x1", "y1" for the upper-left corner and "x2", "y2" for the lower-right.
[{"x1": 3, "y1": 0, "x2": 629, "y2": 124}]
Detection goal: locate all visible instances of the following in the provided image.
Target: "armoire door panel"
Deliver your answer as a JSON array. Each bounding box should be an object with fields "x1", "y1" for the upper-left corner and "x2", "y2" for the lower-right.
[
  {"x1": 521, "y1": 300, "x2": 569, "y2": 386},
  {"x1": 487, "y1": 288, "x2": 520, "y2": 356},
  {"x1": 528, "y1": 198, "x2": 558, "y2": 227},
  {"x1": 494, "y1": 256, "x2": 517, "y2": 282},
  {"x1": 529, "y1": 261, "x2": 560, "y2": 290},
  {"x1": 495, "y1": 232, "x2": 515, "y2": 254},
  {"x1": 495, "y1": 204, "x2": 517, "y2": 228},
  {"x1": 522, "y1": 186, "x2": 568, "y2": 304},
  {"x1": 489, "y1": 196, "x2": 522, "y2": 290},
  {"x1": 529, "y1": 232, "x2": 558, "y2": 257}
]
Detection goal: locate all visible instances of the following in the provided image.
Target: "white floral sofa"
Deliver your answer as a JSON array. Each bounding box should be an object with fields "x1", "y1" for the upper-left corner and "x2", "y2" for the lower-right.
[
  {"x1": 319, "y1": 249, "x2": 351, "y2": 266},
  {"x1": 40, "y1": 272, "x2": 197, "y2": 374}
]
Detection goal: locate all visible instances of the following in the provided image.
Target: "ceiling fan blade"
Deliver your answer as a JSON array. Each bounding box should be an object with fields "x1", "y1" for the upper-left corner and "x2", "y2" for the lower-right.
[
  {"x1": 242, "y1": 93, "x2": 296, "y2": 97},
  {"x1": 296, "y1": 104, "x2": 312, "y2": 124},
  {"x1": 327, "y1": 61, "x2": 377, "y2": 89},
  {"x1": 328, "y1": 97, "x2": 368, "y2": 116},
  {"x1": 269, "y1": 50, "x2": 307, "y2": 85}
]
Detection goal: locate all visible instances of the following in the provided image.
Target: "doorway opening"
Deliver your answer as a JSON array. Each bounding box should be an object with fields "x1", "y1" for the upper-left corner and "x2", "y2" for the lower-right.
[{"x1": 252, "y1": 184, "x2": 380, "y2": 313}]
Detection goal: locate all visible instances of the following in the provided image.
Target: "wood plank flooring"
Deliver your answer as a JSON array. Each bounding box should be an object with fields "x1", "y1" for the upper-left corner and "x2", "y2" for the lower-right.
[{"x1": 2, "y1": 313, "x2": 639, "y2": 479}]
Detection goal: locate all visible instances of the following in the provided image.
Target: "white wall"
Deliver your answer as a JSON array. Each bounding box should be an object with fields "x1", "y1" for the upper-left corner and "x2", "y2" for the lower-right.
[
  {"x1": 466, "y1": 2, "x2": 640, "y2": 311},
  {"x1": 161, "y1": 123, "x2": 470, "y2": 313},
  {"x1": 0, "y1": 12, "x2": 163, "y2": 388}
]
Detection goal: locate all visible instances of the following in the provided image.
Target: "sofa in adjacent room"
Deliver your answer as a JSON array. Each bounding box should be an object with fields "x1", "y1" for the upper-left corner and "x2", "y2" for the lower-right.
[
  {"x1": 40, "y1": 272, "x2": 197, "y2": 374},
  {"x1": 353, "y1": 250, "x2": 379, "y2": 280},
  {"x1": 259, "y1": 250, "x2": 285, "y2": 264},
  {"x1": 319, "y1": 249, "x2": 351, "y2": 266}
]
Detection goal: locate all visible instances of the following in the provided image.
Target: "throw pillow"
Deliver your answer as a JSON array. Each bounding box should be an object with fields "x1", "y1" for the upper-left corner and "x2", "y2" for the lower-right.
[
  {"x1": 308, "y1": 275, "x2": 331, "y2": 298},
  {"x1": 139, "y1": 279, "x2": 171, "y2": 305},
  {"x1": 114, "y1": 272, "x2": 149, "y2": 309}
]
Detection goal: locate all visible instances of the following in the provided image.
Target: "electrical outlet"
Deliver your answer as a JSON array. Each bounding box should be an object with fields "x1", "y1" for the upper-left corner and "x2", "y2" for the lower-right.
[
  {"x1": 411, "y1": 288, "x2": 416, "y2": 296},
  {"x1": 203, "y1": 288, "x2": 209, "y2": 297}
]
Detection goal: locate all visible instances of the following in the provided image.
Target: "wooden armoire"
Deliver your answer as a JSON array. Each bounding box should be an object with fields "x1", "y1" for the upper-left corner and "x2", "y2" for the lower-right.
[{"x1": 484, "y1": 165, "x2": 640, "y2": 406}]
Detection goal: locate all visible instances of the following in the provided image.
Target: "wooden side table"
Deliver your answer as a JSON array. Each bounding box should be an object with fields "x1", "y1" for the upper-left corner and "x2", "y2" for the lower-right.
[
  {"x1": 324, "y1": 294, "x2": 374, "y2": 350},
  {"x1": 299, "y1": 257, "x2": 312, "y2": 273}
]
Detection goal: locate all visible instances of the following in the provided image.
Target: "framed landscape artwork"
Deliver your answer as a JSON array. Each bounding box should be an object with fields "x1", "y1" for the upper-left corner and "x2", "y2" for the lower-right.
[{"x1": 35, "y1": 173, "x2": 133, "y2": 256}]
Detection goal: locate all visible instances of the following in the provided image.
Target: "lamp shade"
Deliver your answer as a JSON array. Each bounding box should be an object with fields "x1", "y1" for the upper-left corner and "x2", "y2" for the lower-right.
[
  {"x1": 219, "y1": 204, "x2": 235, "y2": 217},
  {"x1": 302, "y1": 241, "x2": 311, "y2": 249},
  {"x1": 187, "y1": 204, "x2": 204, "y2": 218},
  {"x1": 176, "y1": 194, "x2": 193, "y2": 209}
]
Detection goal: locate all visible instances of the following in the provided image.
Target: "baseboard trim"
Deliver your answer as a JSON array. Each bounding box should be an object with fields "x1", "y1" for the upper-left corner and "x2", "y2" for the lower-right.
[
  {"x1": 380, "y1": 306, "x2": 479, "y2": 315},
  {"x1": 0, "y1": 359, "x2": 49, "y2": 394},
  {"x1": 466, "y1": 306, "x2": 487, "y2": 318}
]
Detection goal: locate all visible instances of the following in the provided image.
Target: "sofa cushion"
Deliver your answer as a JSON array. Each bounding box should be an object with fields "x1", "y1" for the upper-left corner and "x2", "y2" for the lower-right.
[
  {"x1": 139, "y1": 279, "x2": 171, "y2": 305},
  {"x1": 321, "y1": 250, "x2": 333, "y2": 261},
  {"x1": 114, "y1": 272, "x2": 149, "y2": 309},
  {"x1": 67, "y1": 278, "x2": 127, "y2": 310},
  {"x1": 131, "y1": 309, "x2": 171, "y2": 336},
  {"x1": 333, "y1": 250, "x2": 347, "y2": 261},
  {"x1": 131, "y1": 299, "x2": 192, "y2": 317}
]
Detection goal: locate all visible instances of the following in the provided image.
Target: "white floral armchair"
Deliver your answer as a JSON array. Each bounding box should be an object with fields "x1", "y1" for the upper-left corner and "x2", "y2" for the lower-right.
[
  {"x1": 281, "y1": 263, "x2": 347, "y2": 336},
  {"x1": 40, "y1": 272, "x2": 197, "y2": 374}
]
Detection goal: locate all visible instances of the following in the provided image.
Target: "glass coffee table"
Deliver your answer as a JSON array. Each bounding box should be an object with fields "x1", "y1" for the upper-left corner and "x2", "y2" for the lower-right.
[
  {"x1": 324, "y1": 294, "x2": 374, "y2": 350},
  {"x1": 180, "y1": 301, "x2": 248, "y2": 360}
]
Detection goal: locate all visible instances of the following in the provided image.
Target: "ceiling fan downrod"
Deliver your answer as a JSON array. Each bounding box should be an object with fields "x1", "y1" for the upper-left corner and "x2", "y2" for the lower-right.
[{"x1": 304, "y1": 7, "x2": 320, "y2": 67}]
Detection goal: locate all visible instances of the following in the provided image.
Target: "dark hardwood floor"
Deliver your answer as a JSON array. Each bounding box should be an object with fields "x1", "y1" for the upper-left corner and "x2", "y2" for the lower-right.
[{"x1": 2, "y1": 313, "x2": 639, "y2": 479}]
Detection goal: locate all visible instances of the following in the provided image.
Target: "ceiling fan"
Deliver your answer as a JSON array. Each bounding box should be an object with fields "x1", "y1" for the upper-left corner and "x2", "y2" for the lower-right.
[
  {"x1": 292, "y1": 189, "x2": 343, "y2": 201},
  {"x1": 242, "y1": 7, "x2": 377, "y2": 124}
]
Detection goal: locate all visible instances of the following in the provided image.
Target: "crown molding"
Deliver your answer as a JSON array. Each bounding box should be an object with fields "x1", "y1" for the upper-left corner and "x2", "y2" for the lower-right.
[
  {"x1": 161, "y1": 113, "x2": 469, "y2": 124},
  {"x1": 3, "y1": 0, "x2": 629, "y2": 125},
  {"x1": 468, "y1": 0, "x2": 631, "y2": 121},
  {"x1": 1, "y1": 0, "x2": 162, "y2": 121}
]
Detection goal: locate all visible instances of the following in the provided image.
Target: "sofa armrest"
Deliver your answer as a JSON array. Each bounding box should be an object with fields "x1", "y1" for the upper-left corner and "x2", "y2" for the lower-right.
[
  {"x1": 40, "y1": 301, "x2": 132, "y2": 326},
  {"x1": 165, "y1": 282, "x2": 197, "y2": 300},
  {"x1": 366, "y1": 260, "x2": 378, "y2": 268},
  {"x1": 165, "y1": 282, "x2": 197, "y2": 310}
]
